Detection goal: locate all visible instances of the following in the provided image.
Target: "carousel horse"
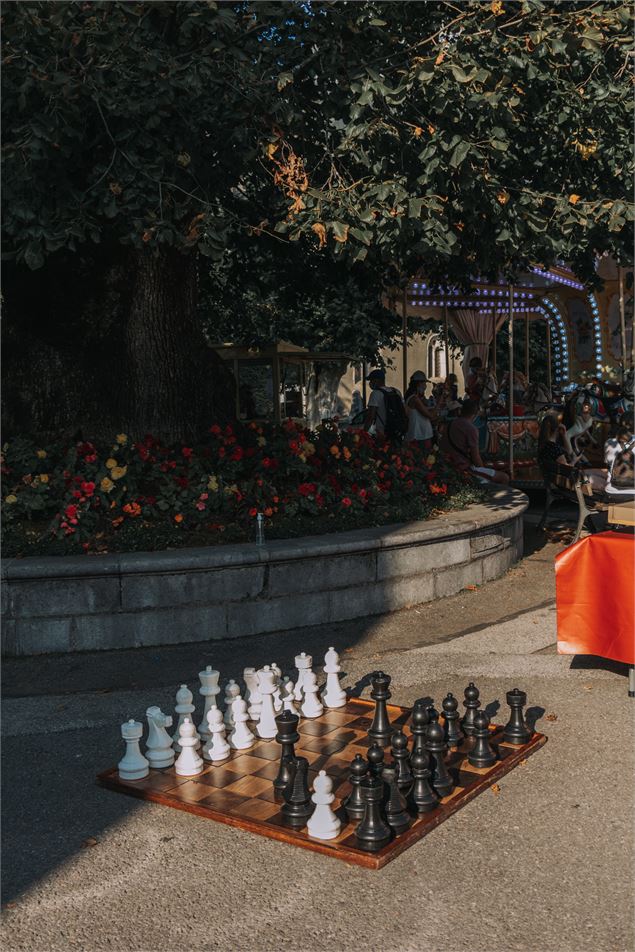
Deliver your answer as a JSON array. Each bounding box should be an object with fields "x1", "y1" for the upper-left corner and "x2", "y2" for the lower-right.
[{"x1": 523, "y1": 381, "x2": 552, "y2": 414}]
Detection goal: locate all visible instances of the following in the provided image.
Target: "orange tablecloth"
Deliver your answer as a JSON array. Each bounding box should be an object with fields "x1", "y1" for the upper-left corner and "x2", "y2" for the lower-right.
[{"x1": 555, "y1": 531, "x2": 635, "y2": 665}]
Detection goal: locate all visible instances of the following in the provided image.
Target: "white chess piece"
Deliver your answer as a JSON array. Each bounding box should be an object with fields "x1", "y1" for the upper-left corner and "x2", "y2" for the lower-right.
[
  {"x1": 322, "y1": 647, "x2": 347, "y2": 709},
  {"x1": 229, "y1": 697, "x2": 256, "y2": 750},
  {"x1": 204, "y1": 707, "x2": 230, "y2": 763},
  {"x1": 282, "y1": 680, "x2": 301, "y2": 717},
  {"x1": 145, "y1": 706, "x2": 175, "y2": 769},
  {"x1": 294, "y1": 652, "x2": 313, "y2": 701},
  {"x1": 175, "y1": 717, "x2": 204, "y2": 777},
  {"x1": 245, "y1": 667, "x2": 263, "y2": 722},
  {"x1": 307, "y1": 770, "x2": 341, "y2": 840},
  {"x1": 256, "y1": 666, "x2": 278, "y2": 739},
  {"x1": 198, "y1": 667, "x2": 220, "y2": 744},
  {"x1": 172, "y1": 684, "x2": 200, "y2": 752},
  {"x1": 223, "y1": 680, "x2": 241, "y2": 728},
  {"x1": 300, "y1": 670, "x2": 323, "y2": 719},
  {"x1": 271, "y1": 662, "x2": 283, "y2": 712},
  {"x1": 118, "y1": 719, "x2": 149, "y2": 781}
]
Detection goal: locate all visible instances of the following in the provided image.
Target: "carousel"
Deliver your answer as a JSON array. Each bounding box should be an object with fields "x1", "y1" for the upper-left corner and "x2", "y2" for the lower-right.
[{"x1": 398, "y1": 258, "x2": 634, "y2": 485}]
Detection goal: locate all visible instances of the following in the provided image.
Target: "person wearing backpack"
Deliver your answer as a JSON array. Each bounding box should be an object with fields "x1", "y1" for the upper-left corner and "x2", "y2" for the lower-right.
[{"x1": 363, "y1": 369, "x2": 407, "y2": 443}]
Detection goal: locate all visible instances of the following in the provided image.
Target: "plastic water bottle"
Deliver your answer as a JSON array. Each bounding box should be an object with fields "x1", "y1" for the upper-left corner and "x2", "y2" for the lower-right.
[{"x1": 255, "y1": 512, "x2": 265, "y2": 546}]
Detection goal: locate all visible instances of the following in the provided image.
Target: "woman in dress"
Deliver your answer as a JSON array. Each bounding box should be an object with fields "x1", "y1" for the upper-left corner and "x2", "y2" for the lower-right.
[
  {"x1": 405, "y1": 371, "x2": 436, "y2": 450},
  {"x1": 537, "y1": 413, "x2": 571, "y2": 472}
]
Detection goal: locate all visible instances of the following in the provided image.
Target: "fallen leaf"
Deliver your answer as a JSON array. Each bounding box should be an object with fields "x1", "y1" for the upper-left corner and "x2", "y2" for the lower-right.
[
  {"x1": 583, "y1": 684, "x2": 593, "y2": 691},
  {"x1": 3, "y1": 902, "x2": 17, "y2": 909},
  {"x1": 519, "y1": 758, "x2": 528, "y2": 767},
  {"x1": 491, "y1": 783, "x2": 501, "y2": 795},
  {"x1": 545, "y1": 712, "x2": 558, "y2": 722},
  {"x1": 81, "y1": 836, "x2": 99, "y2": 848},
  {"x1": 464, "y1": 584, "x2": 478, "y2": 592}
]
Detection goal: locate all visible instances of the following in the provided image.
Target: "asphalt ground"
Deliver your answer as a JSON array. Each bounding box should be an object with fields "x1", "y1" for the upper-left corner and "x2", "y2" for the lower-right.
[{"x1": 2, "y1": 509, "x2": 633, "y2": 952}]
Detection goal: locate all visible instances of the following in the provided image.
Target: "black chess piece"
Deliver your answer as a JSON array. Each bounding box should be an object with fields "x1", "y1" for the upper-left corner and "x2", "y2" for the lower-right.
[
  {"x1": 425, "y1": 718, "x2": 453, "y2": 798},
  {"x1": 410, "y1": 702, "x2": 430, "y2": 755},
  {"x1": 355, "y1": 775, "x2": 391, "y2": 851},
  {"x1": 442, "y1": 693, "x2": 464, "y2": 748},
  {"x1": 461, "y1": 682, "x2": 481, "y2": 737},
  {"x1": 503, "y1": 688, "x2": 531, "y2": 745},
  {"x1": 427, "y1": 705, "x2": 439, "y2": 723},
  {"x1": 382, "y1": 764, "x2": 410, "y2": 835},
  {"x1": 342, "y1": 754, "x2": 368, "y2": 822},
  {"x1": 409, "y1": 749, "x2": 438, "y2": 813},
  {"x1": 367, "y1": 742, "x2": 385, "y2": 778},
  {"x1": 368, "y1": 671, "x2": 393, "y2": 745},
  {"x1": 391, "y1": 731, "x2": 413, "y2": 791},
  {"x1": 468, "y1": 711, "x2": 497, "y2": 768},
  {"x1": 281, "y1": 756, "x2": 312, "y2": 825},
  {"x1": 273, "y1": 710, "x2": 300, "y2": 791}
]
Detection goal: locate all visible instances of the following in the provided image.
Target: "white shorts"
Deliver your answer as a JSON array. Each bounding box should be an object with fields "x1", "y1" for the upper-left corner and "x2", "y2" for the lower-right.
[{"x1": 470, "y1": 465, "x2": 496, "y2": 480}]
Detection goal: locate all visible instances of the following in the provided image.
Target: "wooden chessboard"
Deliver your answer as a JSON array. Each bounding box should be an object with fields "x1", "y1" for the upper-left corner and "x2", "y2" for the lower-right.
[{"x1": 97, "y1": 698, "x2": 547, "y2": 870}]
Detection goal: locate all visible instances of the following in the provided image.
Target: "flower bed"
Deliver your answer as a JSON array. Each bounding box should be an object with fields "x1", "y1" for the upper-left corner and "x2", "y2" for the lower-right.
[{"x1": 1, "y1": 421, "x2": 486, "y2": 557}]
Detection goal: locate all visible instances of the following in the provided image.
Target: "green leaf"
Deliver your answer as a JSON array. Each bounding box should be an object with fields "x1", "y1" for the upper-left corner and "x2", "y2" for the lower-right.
[
  {"x1": 24, "y1": 242, "x2": 44, "y2": 270},
  {"x1": 408, "y1": 198, "x2": 424, "y2": 218},
  {"x1": 449, "y1": 141, "x2": 471, "y2": 168}
]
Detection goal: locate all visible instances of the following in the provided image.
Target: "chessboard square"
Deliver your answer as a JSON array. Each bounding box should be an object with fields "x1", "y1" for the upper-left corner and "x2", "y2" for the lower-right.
[
  {"x1": 294, "y1": 747, "x2": 329, "y2": 765},
  {"x1": 255, "y1": 784, "x2": 281, "y2": 803},
  {"x1": 460, "y1": 759, "x2": 497, "y2": 777},
  {"x1": 137, "y1": 771, "x2": 186, "y2": 793},
  {"x1": 300, "y1": 737, "x2": 348, "y2": 755},
  {"x1": 174, "y1": 780, "x2": 220, "y2": 803},
  {"x1": 199, "y1": 790, "x2": 249, "y2": 813},
  {"x1": 494, "y1": 744, "x2": 517, "y2": 760},
  {"x1": 391, "y1": 711, "x2": 411, "y2": 728},
  {"x1": 439, "y1": 785, "x2": 464, "y2": 805},
  {"x1": 238, "y1": 799, "x2": 281, "y2": 822},
  {"x1": 195, "y1": 766, "x2": 241, "y2": 789},
  {"x1": 299, "y1": 721, "x2": 338, "y2": 737},
  {"x1": 346, "y1": 716, "x2": 372, "y2": 730},
  {"x1": 227, "y1": 754, "x2": 270, "y2": 774},
  {"x1": 251, "y1": 742, "x2": 279, "y2": 761},
  {"x1": 224, "y1": 774, "x2": 272, "y2": 798},
  {"x1": 253, "y1": 760, "x2": 280, "y2": 781},
  {"x1": 320, "y1": 711, "x2": 359, "y2": 726},
  {"x1": 344, "y1": 699, "x2": 371, "y2": 715}
]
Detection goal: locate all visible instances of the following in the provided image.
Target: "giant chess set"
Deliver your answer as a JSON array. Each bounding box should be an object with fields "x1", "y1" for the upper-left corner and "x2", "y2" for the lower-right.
[{"x1": 98, "y1": 649, "x2": 547, "y2": 869}]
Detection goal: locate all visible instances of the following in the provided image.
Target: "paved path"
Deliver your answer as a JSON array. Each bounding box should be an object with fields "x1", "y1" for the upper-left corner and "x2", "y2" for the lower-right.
[{"x1": 2, "y1": 518, "x2": 633, "y2": 952}]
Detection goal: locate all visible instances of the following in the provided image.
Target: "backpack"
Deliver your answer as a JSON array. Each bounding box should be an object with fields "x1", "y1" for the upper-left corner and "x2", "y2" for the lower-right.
[
  {"x1": 610, "y1": 439, "x2": 635, "y2": 490},
  {"x1": 380, "y1": 387, "x2": 408, "y2": 441}
]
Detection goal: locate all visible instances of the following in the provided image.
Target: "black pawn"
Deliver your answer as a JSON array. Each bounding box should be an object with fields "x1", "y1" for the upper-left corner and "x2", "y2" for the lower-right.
[
  {"x1": 368, "y1": 671, "x2": 393, "y2": 745},
  {"x1": 442, "y1": 693, "x2": 464, "y2": 748},
  {"x1": 281, "y1": 756, "x2": 312, "y2": 825},
  {"x1": 382, "y1": 763, "x2": 410, "y2": 835},
  {"x1": 503, "y1": 688, "x2": 531, "y2": 745},
  {"x1": 427, "y1": 705, "x2": 439, "y2": 723},
  {"x1": 391, "y1": 731, "x2": 413, "y2": 791},
  {"x1": 468, "y1": 711, "x2": 497, "y2": 768},
  {"x1": 410, "y1": 702, "x2": 430, "y2": 755},
  {"x1": 273, "y1": 710, "x2": 300, "y2": 791},
  {"x1": 409, "y1": 749, "x2": 438, "y2": 813},
  {"x1": 367, "y1": 742, "x2": 384, "y2": 778},
  {"x1": 461, "y1": 682, "x2": 481, "y2": 737},
  {"x1": 355, "y1": 775, "x2": 391, "y2": 851},
  {"x1": 425, "y1": 719, "x2": 453, "y2": 798},
  {"x1": 342, "y1": 754, "x2": 367, "y2": 822}
]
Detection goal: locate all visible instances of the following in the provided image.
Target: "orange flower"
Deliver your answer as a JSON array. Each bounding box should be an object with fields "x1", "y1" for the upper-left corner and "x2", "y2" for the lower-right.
[
  {"x1": 174, "y1": 513, "x2": 184, "y2": 523},
  {"x1": 264, "y1": 507, "x2": 273, "y2": 517},
  {"x1": 329, "y1": 445, "x2": 340, "y2": 457},
  {"x1": 343, "y1": 447, "x2": 351, "y2": 460},
  {"x1": 569, "y1": 194, "x2": 581, "y2": 205}
]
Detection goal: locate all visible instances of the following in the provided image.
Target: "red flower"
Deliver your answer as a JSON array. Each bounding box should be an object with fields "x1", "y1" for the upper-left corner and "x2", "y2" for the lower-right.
[
  {"x1": 298, "y1": 482, "x2": 317, "y2": 497},
  {"x1": 230, "y1": 446, "x2": 244, "y2": 462},
  {"x1": 182, "y1": 446, "x2": 193, "y2": 459},
  {"x1": 81, "y1": 481, "x2": 95, "y2": 496},
  {"x1": 315, "y1": 494, "x2": 324, "y2": 507},
  {"x1": 175, "y1": 476, "x2": 189, "y2": 489},
  {"x1": 209, "y1": 424, "x2": 222, "y2": 435},
  {"x1": 218, "y1": 446, "x2": 226, "y2": 458},
  {"x1": 72, "y1": 490, "x2": 83, "y2": 499},
  {"x1": 84, "y1": 454, "x2": 97, "y2": 464},
  {"x1": 249, "y1": 507, "x2": 258, "y2": 517},
  {"x1": 138, "y1": 445, "x2": 150, "y2": 461},
  {"x1": 341, "y1": 497, "x2": 352, "y2": 508}
]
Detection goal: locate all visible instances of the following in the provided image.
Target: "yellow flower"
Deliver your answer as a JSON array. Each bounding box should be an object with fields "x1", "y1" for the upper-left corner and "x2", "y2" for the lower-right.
[
  {"x1": 38, "y1": 474, "x2": 50, "y2": 484},
  {"x1": 426, "y1": 454, "x2": 436, "y2": 465},
  {"x1": 569, "y1": 194, "x2": 581, "y2": 205},
  {"x1": 100, "y1": 477, "x2": 114, "y2": 493},
  {"x1": 207, "y1": 475, "x2": 219, "y2": 492},
  {"x1": 111, "y1": 466, "x2": 127, "y2": 480},
  {"x1": 5, "y1": 494, "x2": 17, "y2": 504},
  {"x1": 490, "y1": 0, "x2": 504, "y2": 14},
  {"x1": 36, "y1": 449, "x2": 47, "y2": 459},
  {"x1": 353, "y1": 434, "x2": 360, "y2": 444},
  {"x1": 116, "y1": 433, "x2": 128, "y2": 445},
  {"x1": 496, "y1": 190, "x2": 509, "y2": 205},
  {"x1": 105, "y1": 458, "x2": 117, "y2": 470},
  {"x1": 257, "y1": 436, "x2": 267, "y2": 447},
  {"x1": 303, "y1": 441, "x2": 316, "y2": 456}
]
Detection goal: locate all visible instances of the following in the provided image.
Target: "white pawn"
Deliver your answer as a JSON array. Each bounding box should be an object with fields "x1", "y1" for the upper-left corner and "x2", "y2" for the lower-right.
[
  {"x1": 245, "y1": 667, "x2": 263, "y2": 722},
  {"x1": 198, "y1": 666, "x2": 220, "y2": 745},
  {"x1": 223, "y1": 680, "x2": 241, "y2": 728},
  {"x1": 230, "y1": 697, "x2": 256, "y2": 750},
  {"x1": 301, "y1": 670, "x2": 324, "y2": 719},
  {"x1": 294, "y1": 652, "x2": 313, "y2": 701},
  {"x1": 271, "y1": 662, "x2": 283, "y2": 712},
  {"x1": 118, "y1": 719, "x2": 149, "y2": 781},
  {"x1": 322, "y1": 647, "x2": 347, "y2": 709},
  {"x1": 175, "y1": 717, "x2": 204, "y2": 777},
  {"x1": 145, "y1": 706, "x2": 175, "y2": 769},
  {"x1": 307, "y1": 770, "x2": 341, "y2": 840},
  {"x1": 173, "y1": 684, "x2": 200, "y2": 753},
  {"x1": 282, "y1": 680, "x2": 301, "y2": 718},
  {"x1": 256, "y1": 666, "x2": 278, "y2": 739},
  {"x1": 204, "y1": 707, "x2": 231, "y2": 763}
]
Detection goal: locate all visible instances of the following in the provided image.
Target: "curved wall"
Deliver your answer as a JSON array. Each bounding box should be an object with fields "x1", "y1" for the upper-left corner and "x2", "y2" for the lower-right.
[{"x1": 1, "y1": 488, "x2": 527, "y2": 657}]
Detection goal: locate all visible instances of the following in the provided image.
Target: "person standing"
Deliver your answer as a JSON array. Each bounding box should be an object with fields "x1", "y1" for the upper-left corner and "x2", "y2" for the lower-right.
[
  {"x1": 405, "y1": 371, "x2": 436, "y2": 449},
  {"x1": 363, "y1": 369, "x2": 407, "y2": 443},
  {"x1": 440, "y1": 399, "x2": 509, "y2": 484}
]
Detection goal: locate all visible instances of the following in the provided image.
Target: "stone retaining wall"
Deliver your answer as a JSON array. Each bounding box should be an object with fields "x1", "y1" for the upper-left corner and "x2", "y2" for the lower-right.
[{"x1": 1, "y1": 488, "x2": 527, "y2": 657}]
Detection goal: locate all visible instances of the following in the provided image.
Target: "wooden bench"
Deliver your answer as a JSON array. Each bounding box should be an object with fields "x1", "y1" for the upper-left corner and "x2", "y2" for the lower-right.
[{"x1": 537, "y1": 462, "x2": 610, "y2": 543}]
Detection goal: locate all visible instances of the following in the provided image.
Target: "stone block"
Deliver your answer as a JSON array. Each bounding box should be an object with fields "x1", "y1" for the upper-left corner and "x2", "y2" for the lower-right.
[
  {"x1": 377, "y1": 538, "x2": 470, "y2": 580},
  {"x1": 470, "y1": 531, "x2": 504, "y2": 555},
  {"x1": 228, "y1": 591, "x2": 330, "y2": 638},
  {"x1": 328, "y1": 574, "x2": 434, "y2": 622},
  {"x1": 121, "y1": 565, "x2": 264, "y2": 611},
  {"x1": 434, "y1": 559, "x2": 484, "y2": 599},
  {"x1": 1, "y1": 579, "x2": 9, "y2": 617},
  {"x1": 481, "y1": 547, "x2": 514, "y2": 583},
  {"x1": 9, "y1": 576, "x2": 120, "y2": 619},
  {"x1": 267, "y1": 553, "x2": 376, "y2": 597},
  {"x1": 11, "y1": 617, "x2": 72, "y2": 656},
  {"x1": 70, "y1": 604, "x2": 228, "y2": 652}
]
